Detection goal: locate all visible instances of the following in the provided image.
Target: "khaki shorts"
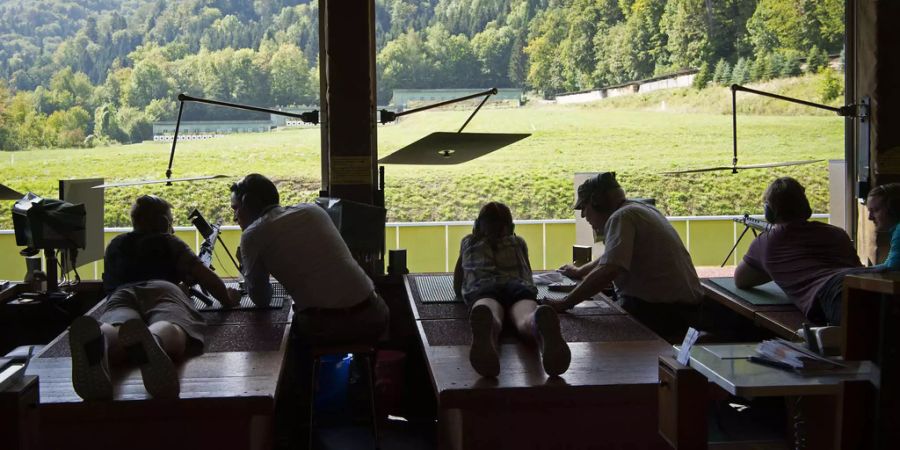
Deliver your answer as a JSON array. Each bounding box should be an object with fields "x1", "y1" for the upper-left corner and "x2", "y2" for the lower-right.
[
  {"x1": 100, "y1": 280, "x2": 207, "y2": 351},
  {"x1": 293, "y1": 291, "x2": 390, "y2": 347}
]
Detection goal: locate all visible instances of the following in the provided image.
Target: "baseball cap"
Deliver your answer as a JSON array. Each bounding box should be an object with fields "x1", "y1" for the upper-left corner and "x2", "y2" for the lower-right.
[{"x1": 574, "y1": 172, "x2": 620, "y2": 210}]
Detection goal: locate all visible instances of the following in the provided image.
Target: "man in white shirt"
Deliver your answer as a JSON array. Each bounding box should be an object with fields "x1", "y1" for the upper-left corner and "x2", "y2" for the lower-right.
[
  {"x1": 230, "y1": 173, "x2": 389, "y2": 345},
  {"x1": 230, "y1": 174, "x2": 389, "y2": 444},
  {"x1": 547, "y1": 172, "x2": 703, "y2": 342}
]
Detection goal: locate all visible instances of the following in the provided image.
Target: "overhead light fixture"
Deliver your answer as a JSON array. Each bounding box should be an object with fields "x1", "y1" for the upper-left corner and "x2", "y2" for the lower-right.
[
  {"x1": 94, "y1": 94, "x2": 319, "y2": 189},
  {"x1": 664, "y1": 84, "x2": 869, "y2": 175},
  {"x1": 164, "y1": 94, "x2": 317, "y2": 185},
  {"x1": 377, "y1": 88, "x2": 530, "y2": 165}
]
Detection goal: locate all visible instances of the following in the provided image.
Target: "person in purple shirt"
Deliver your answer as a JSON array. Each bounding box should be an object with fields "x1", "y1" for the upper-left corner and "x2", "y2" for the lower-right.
[{"x1": 735, "y1": 177, "x2": 862, "y2": 325}]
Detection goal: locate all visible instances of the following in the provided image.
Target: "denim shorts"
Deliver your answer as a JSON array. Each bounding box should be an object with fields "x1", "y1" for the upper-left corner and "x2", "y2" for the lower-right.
[{"x1": 463, "y1": 280, "x2": 538, "y2": 308}]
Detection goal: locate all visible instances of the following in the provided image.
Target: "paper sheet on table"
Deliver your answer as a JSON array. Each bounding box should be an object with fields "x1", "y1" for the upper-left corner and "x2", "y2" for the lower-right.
[{"x1": 533, "y1": 272, "x2": 566, "y2": 284}]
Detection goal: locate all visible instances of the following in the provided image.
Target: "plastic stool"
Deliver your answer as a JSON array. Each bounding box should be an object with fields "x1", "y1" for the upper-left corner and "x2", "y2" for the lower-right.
[{"x1": 309, "y1": 344, "x2": 379, "y2": 449}]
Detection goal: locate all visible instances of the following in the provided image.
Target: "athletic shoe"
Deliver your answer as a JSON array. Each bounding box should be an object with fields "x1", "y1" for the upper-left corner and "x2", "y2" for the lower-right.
[
  {"x1": 469, "y1": 304, "x2": 500, "y2": 377},
  {"x1": 119, "y1": 319, "x2": 180, "y2": 399},
  {"x1": 69, "y1": 316, "x2": 113, "y2": 401},
  {"x1": 534, "y1": 305, "x2": 571, "y2": 377}
]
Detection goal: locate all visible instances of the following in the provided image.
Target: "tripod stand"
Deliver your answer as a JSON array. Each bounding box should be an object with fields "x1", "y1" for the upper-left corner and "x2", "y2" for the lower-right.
[{"x1": 721, "y1": 214, "x2": 771, "y2": 267}]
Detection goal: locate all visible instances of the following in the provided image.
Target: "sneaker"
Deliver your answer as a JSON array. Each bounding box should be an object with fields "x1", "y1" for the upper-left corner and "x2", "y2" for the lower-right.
[
  {"x1": 118, "y1": 319, "x2": 180, "y2": 399},
  {"x1": 534, "y1": 305, "x2": 571, "y2": 377},
  {"x1": 469, "y1": 304, "x2": 500, "y2": 377},
  {"x1": 69, "y1": 316, "x2": 113, "y2": 401}
]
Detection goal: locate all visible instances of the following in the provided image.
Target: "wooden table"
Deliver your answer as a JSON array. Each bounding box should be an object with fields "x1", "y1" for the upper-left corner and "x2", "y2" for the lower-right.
[
  {"x1": 659, "y1": 344, "x2": 877, "y2": 450},
  {"x1": 404, "y1": 273, "x2": 672, "y2": 449},
  {"x1": 22, "y1": 282, "x2": 292, "y2": 450},
  {"x1": 701, "y1": 278, "x2": 806, "y2": 340},
  {"x1": 687, "y1": 344, "x2": 874, "y2": 397}
]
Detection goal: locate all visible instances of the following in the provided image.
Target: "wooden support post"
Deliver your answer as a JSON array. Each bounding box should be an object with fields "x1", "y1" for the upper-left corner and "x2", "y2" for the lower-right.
[{"x1": 318, "y1": 0, "x2": 378, "y2": 205}]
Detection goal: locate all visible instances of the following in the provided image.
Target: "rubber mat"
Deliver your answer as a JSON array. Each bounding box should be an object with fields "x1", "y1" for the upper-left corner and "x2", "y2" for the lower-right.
[
  {"x1": 422, "y1": 314, "x2": 657, "y2": 346},
  {"x1": 707, "y1": 278, "x2": 793, "y2": 306},
  {"x1": 191, "y1": 281, "x2": 287, "y2": 311},
  {"x1": 410, "y1": 274, "x2": 582, "y2": 304},
  {"x1": 411, "y1": 275, "x2": 461, "y2": 304}
]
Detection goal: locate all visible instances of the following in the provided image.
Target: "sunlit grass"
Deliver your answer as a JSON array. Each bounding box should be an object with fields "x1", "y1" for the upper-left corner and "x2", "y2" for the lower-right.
[{"x1": 1, "y1": 80, "x2": 842, "y2": 227}]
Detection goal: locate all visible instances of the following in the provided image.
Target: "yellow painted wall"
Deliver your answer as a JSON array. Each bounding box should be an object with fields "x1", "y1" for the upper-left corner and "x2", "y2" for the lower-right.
[
  {"x1": 687, "y1": 220, "x2": 734, "y2": 266},
  {"x1": 0, "y1": 217, "x2": 834, "y2": 280}
]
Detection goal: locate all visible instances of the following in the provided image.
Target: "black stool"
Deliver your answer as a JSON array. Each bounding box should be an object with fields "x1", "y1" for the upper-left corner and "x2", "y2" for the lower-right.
[{"x1": 309, "y1": 344, "x2": 379, "y2": 449}]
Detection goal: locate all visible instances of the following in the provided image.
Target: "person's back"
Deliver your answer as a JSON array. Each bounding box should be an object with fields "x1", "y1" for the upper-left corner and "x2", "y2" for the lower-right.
[
  {"x1": 602, "y1": 201, "x2": 703, "y2": 304},
  {"x1": 459, "y1": 234, "x2": 534, "y2": 302},
  {"x1": 241, "y1": 203, "x2": 374, "y2": 310},
  {"x1": 103, "y1": 231, "x2": 197, "y2": 293},
  {"x1": 743, "y1": 220, "x2": 861, "y2": 316}
]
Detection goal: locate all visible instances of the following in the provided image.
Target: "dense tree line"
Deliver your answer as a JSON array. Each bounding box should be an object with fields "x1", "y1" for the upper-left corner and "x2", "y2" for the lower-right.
[{"x1": 0, "y1": 0, "x2": 844, "y2": 150}]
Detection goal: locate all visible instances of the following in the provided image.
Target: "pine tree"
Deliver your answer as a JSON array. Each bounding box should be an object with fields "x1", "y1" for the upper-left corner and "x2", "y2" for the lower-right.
[
  {"x1": 731, "y1": 57, "x2": 749, "y2": 85},
  {"x1": 712, "y1": 59, "x2": 731, "y2": 85},
  {"x1": 693, "y1": 62, "x2": 711, "y2": 89},
  {"x1": 805, "y1": 46, "x2": 827, "y2": 74}
]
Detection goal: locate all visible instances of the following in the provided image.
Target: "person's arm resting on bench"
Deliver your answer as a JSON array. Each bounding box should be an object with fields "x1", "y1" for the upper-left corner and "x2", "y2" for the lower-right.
[{"x1": 734, "y1": 260, "x2": 771, "y2": 289}]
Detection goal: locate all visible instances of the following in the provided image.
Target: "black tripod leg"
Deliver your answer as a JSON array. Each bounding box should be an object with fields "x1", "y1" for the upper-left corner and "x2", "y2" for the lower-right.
[
  {"x1": 721, "y1": 225, "x2": 753, "y2": 267},
  {"x1": 217, "y1": 235, "x2": 242, "y2": 274}
]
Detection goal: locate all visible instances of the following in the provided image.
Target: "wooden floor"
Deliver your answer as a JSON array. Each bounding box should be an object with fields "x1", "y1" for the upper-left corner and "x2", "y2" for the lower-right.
[
  {"x1": 23, "y1": 282, "x2": 292, "y2": 450},
  {"x1": 404, "y1": 274, "x2": 673, "y2": 450}
]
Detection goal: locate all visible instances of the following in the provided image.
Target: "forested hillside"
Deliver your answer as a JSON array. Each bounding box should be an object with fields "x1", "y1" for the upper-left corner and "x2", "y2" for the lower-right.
[{"x1": 0, "y1": 0, "x2": 843, "y2": 151}]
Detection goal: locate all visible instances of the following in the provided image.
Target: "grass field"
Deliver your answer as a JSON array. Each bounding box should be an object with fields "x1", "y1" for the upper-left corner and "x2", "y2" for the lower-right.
[{"x1": 0, "y1": 75, "x2": 843, "y2": 228}]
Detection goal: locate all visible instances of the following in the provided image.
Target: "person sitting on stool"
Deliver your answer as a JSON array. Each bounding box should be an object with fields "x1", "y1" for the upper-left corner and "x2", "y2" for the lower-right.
[
  {"x1": 229, "y1": 174, "x2": 389, "y2": 442},
  {"x1": 545, "y1": 172, "x2": 704, "y2": 343}
]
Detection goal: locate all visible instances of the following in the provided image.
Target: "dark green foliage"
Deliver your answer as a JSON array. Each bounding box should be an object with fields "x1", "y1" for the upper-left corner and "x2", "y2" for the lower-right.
[
  {"x1": 730, "y1": 57, "x2": 750, "y2": 85},
  {"x1": 0, "y1": 0, "x2": 845, "y2": 150},
  {"x1": 692, "y1": 62, "x2": 710, "y2": 89},
  {"x1": 778, "y1": 49, "x2": 803, "y2": 77},
  {"x1": 818, "y1": 67, "x2": 842, "y2": 103},
  {"x1": 712, "y1": 59, "x2": 731, "y2": 86},
  {"x1": 805, "y1": 45, "x2": 829, "y2": 74}
]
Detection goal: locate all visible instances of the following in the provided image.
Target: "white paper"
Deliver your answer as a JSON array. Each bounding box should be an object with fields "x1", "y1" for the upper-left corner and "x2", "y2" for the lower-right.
[{"x1": 676, "y1": 327, "x2": 700, "y2": 366}]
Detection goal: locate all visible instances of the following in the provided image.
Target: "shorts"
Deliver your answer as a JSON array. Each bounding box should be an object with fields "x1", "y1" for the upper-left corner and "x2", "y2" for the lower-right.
[
  {"x1": 292, "y1": 291, "x2": 390, "y2": 347},
  {"x1": 463, "y1": 279, "x2": 538, "y2": 309},
  {"x1": 100, "y1": 280, "x2": 207, "y2": 351}
]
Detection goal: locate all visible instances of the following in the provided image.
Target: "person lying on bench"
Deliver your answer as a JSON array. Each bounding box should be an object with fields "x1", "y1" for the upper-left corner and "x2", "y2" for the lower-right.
[
  {"x1": 867, "y1": 183, "x2": 900, "y2": 271},
  {"x1": 735, "y1": 177, "x2": 863, "y2": 325},
  {"x1": 69, "y1": 195, "x2": 241, "y2": 401},
  {"x1": 453, "y1": 202, "x2": 570, "y2": 377}
]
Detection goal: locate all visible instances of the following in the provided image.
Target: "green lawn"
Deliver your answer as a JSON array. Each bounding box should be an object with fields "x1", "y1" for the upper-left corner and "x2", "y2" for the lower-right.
[{"x1": 0, "y1": 81, "x2": 843, "y2": 228}]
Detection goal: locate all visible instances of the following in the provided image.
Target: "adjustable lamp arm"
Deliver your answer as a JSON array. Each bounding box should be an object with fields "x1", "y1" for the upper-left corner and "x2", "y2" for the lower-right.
[
  {"x1": 176, "y1": 94, "x2": 320, "y2": 122},
  {"x1": 729, "y1": 84, "x2": 869, "y2": 174},
  {"x1": 379, "y1": 88, "x2": 498, "y2": 125},
  {"x1": 731, "y1": 84, "x2": 862, "y2": 117},
  {"x1": 166, "y1": 93, "x2": 319, "y2": 184}
]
